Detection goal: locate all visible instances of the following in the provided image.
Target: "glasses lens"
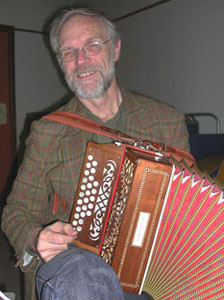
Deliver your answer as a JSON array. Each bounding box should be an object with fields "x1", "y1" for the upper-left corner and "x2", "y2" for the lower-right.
[
  {"x1": 85, "y1": 41, "x2": 102, "y2": 56},
  {"x1": 61, "y1": 49, "x2": 76, "y2": 62}
]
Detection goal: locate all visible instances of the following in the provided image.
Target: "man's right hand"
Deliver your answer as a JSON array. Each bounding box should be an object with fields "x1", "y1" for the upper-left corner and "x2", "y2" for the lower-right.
[{"x1": 36, "y1": 221, "x2": 77, "y2": 262}]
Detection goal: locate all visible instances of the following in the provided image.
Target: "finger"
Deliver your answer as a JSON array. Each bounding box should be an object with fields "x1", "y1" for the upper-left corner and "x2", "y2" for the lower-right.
[
  {"x1": 40, "y1": 229, "x2": 76, "y2": 245},
  {"x1": 62, "y1": 223, "x2": 78, "y2": 236},
  {"x1": 49, "y1": 221, "x2": 77, "y2": 237},
  {"x1": 37, "y1": 238, "x2": 69, "y2": 251},
  {"x1": 37, "y1": 237, "x2": 69, "y2": 256},
  {"x1": 48, "y1": 221, "x2": 68, "y2": 233}
]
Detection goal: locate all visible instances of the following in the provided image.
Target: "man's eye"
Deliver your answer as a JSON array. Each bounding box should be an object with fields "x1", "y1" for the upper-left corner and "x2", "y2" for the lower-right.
[
  {"x1": 62, "y1": 50, "x2": 75, "y2": 60},
  {"x1": 86, "y1": 42, "x2": 101, "y2": 54}
]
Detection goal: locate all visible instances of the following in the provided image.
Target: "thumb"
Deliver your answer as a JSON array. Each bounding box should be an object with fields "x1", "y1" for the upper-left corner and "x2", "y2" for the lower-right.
[{"x1": 63, "y1": 223, "x2": 77, "y2": 236}]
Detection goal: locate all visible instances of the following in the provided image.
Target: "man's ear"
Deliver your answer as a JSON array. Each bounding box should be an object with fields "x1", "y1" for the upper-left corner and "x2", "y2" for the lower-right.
[{"x1": 114, "y1": 39, "x2": 121, "y2": 62}]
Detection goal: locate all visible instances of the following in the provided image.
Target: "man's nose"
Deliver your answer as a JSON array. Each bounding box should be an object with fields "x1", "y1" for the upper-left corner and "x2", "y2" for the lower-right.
[{"x1": 75, "y1": 48, "x2": 90, "y2": 65}]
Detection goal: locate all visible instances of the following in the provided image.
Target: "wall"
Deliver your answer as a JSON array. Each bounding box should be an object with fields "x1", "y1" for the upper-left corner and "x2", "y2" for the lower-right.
[
  {"x1": 114, "y1": 0, "x2": 224, "y2": 133},
  {"x1": 88, "y1": 0, "x2": 224, "y2": 134}
]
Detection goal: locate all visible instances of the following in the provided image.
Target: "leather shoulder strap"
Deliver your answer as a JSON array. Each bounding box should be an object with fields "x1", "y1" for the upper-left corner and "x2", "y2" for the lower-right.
[
  {"x1": 43, "y1": 111, "x2": 195, "y2": 165},
  {"x1": 43, "y1": 111, "x2": 135, "y2": 144}
]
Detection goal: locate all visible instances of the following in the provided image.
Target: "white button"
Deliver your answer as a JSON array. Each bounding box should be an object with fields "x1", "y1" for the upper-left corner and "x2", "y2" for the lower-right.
[
  {"x1": 89, "y1": 176, "x2": 94, "y2": 181},
  {"x1": 88, "y1": 203, "x2": 93, "y2": 209},
  {"x1": 90, "y1": 168, "x2": 96, "y2": 174},
  {"x1": 92, "y1": 189, "x2": 97, "y2": 195},
  {"x1": 82, "y1": 177, "x2": 88, "y2": 183},
  {"x1": 81, "y1": 184, "x2": 86, "y2": 191},
  {"x1": 86, "y1": 162, "x2": 91, "y2": 168},
  {"x1": 84, "y1": 197, "x2": 89, "y2": 203},
  {"x1": 81, "y1": 212, "x2": 86, "y2": 218},
  {"x1": 84, "y1": 170, "x2": 89, "y2": 176},
  {"x1": 90, "y1": 196, "x2": 95, "y2": 202},
  {"x1": 85, "y1": 190, "x2": 90, "y2": 196},
  {"x1": 74, "y1": 213, "x2": 79, "y2": 219},
  {"x1": 87, "y1": 183, "x2": 92, "y2": 189},
  {"x1": 82, "y1": 205, "x2": 87, "y2": 211},
  {"x1": 77, "y1": 226, "x2": 82, "y2": 232},
  {"x1": 92, "y1": 160, "x2": 98, "y2": 167}
]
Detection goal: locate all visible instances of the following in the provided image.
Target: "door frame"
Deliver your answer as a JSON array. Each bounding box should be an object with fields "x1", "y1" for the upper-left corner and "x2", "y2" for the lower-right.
[{"x1": 0, "y1": 24, "x2": 16, "y2": 162}]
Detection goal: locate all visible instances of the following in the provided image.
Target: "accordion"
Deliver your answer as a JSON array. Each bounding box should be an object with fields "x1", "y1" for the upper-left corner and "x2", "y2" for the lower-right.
[
  {"x1": 70, "y1": 141, "x2": 224, "y2": 300},
  {"x1": 43, "y1": 111, "x2": 224, "y2": 299}
]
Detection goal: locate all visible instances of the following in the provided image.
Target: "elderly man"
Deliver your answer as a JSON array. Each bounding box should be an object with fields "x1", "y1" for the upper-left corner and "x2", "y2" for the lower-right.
[{"x1": 1, "y1": 7, "x2": 189, "y2": 300}]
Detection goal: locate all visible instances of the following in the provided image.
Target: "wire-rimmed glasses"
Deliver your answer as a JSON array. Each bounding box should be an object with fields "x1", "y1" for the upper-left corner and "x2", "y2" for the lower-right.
[{"x1": 58, "y1": 39, "x2": 111, "y2": 62}]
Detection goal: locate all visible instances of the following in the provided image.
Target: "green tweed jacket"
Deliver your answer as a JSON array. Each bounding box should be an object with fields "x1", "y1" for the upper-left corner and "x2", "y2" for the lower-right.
[{"x1": 1, "y1": 89, "x2": 189, "y2": 300}]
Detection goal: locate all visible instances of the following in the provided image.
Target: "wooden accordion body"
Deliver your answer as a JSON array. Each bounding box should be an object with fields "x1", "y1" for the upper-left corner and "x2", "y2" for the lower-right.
[{"x1": 70, "y1": 141, "x2": 224, "y2": 299}]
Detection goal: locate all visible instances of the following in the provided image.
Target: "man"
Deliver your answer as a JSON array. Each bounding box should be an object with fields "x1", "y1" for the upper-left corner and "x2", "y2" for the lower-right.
[{"x1": 1, "y1": 8, "x2": 190, "y2": 300}]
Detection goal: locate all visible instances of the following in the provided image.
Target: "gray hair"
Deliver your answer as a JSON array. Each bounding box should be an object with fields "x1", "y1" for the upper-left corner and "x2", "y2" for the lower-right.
[{"x1": 50, "y1": 8, "x2": 120, "y2": 66}]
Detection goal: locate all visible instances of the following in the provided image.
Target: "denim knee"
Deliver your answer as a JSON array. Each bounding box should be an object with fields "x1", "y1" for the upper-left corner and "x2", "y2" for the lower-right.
[{"x1": 36, "y1": 246, "x2": 124, "y2": 300}]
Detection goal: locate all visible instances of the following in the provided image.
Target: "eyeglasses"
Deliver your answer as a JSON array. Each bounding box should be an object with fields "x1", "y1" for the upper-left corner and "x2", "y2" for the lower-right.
[{"x1": 58, "y1": 39, "x2": 111, "y2": 62}]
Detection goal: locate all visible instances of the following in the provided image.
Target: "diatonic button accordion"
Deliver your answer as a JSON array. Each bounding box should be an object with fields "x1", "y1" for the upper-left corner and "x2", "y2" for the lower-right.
[{"x1": 70, "y1": 141, "x2": 224, "y2": 299}]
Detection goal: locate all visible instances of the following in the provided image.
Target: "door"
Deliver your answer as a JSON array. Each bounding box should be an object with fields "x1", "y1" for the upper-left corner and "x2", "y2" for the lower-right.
[{"x1": 0, "y1": 25, "x2": 16, "y2": 201}]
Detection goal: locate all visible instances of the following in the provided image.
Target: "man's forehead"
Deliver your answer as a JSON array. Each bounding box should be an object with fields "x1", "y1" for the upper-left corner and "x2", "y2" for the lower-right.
[{"x1": 59, "y1": 15, "x2": 107, "y2": 42}]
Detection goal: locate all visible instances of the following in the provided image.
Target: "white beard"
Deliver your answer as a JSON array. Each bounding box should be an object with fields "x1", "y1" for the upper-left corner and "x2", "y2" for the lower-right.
[{"x1": 65, "y1": 56, "x2": 115, "y2": 99}]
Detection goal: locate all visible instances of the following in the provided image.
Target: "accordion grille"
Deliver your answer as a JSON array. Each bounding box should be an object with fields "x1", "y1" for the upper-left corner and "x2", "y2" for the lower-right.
[{"x1": 101, "y1": 155, "x2": 135, "y2": 263}]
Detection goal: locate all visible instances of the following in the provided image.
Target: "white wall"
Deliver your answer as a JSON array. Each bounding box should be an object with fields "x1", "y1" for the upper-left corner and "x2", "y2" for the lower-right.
[
  {"x1": 0, "y1": 0, "x2": 72, "y2": 31},
  {"x1": 114, "y1": 0, "x2": 224, "y2": 133},
  {"x1": 14, "y1": 31, "x2": 69, "y2": 138},
  {"x1": 87, "y1": 0, "x2": 158, "y2": 20}
]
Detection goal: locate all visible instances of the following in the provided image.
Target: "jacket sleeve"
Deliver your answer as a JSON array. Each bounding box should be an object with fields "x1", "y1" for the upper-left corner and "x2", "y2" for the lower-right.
[{"x1": 1, "y1": 120, "x2": 57, "y2": 271}]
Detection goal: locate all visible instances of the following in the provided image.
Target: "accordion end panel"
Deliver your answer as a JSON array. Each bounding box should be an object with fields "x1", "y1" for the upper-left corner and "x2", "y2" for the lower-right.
[{"x1": 111, "y1": 152, "x2": 173, "y2": 294}]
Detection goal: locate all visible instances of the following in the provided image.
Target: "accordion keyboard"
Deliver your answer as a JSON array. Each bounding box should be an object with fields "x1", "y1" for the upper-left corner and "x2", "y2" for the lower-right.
[{"x1": 72, "y1": 154, "x2": 99, "y2": 233}]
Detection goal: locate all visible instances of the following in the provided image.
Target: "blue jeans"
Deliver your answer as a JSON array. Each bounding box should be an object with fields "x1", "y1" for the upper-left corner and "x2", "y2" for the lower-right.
[{"x1": 36, "y1": 244, "x2": 152, "y2": 300}]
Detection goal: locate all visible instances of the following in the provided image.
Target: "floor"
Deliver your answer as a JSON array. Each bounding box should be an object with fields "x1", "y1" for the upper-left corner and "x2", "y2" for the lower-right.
[{"x1": 0, "y1": 229, "x2": 22, "y2": 300}]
